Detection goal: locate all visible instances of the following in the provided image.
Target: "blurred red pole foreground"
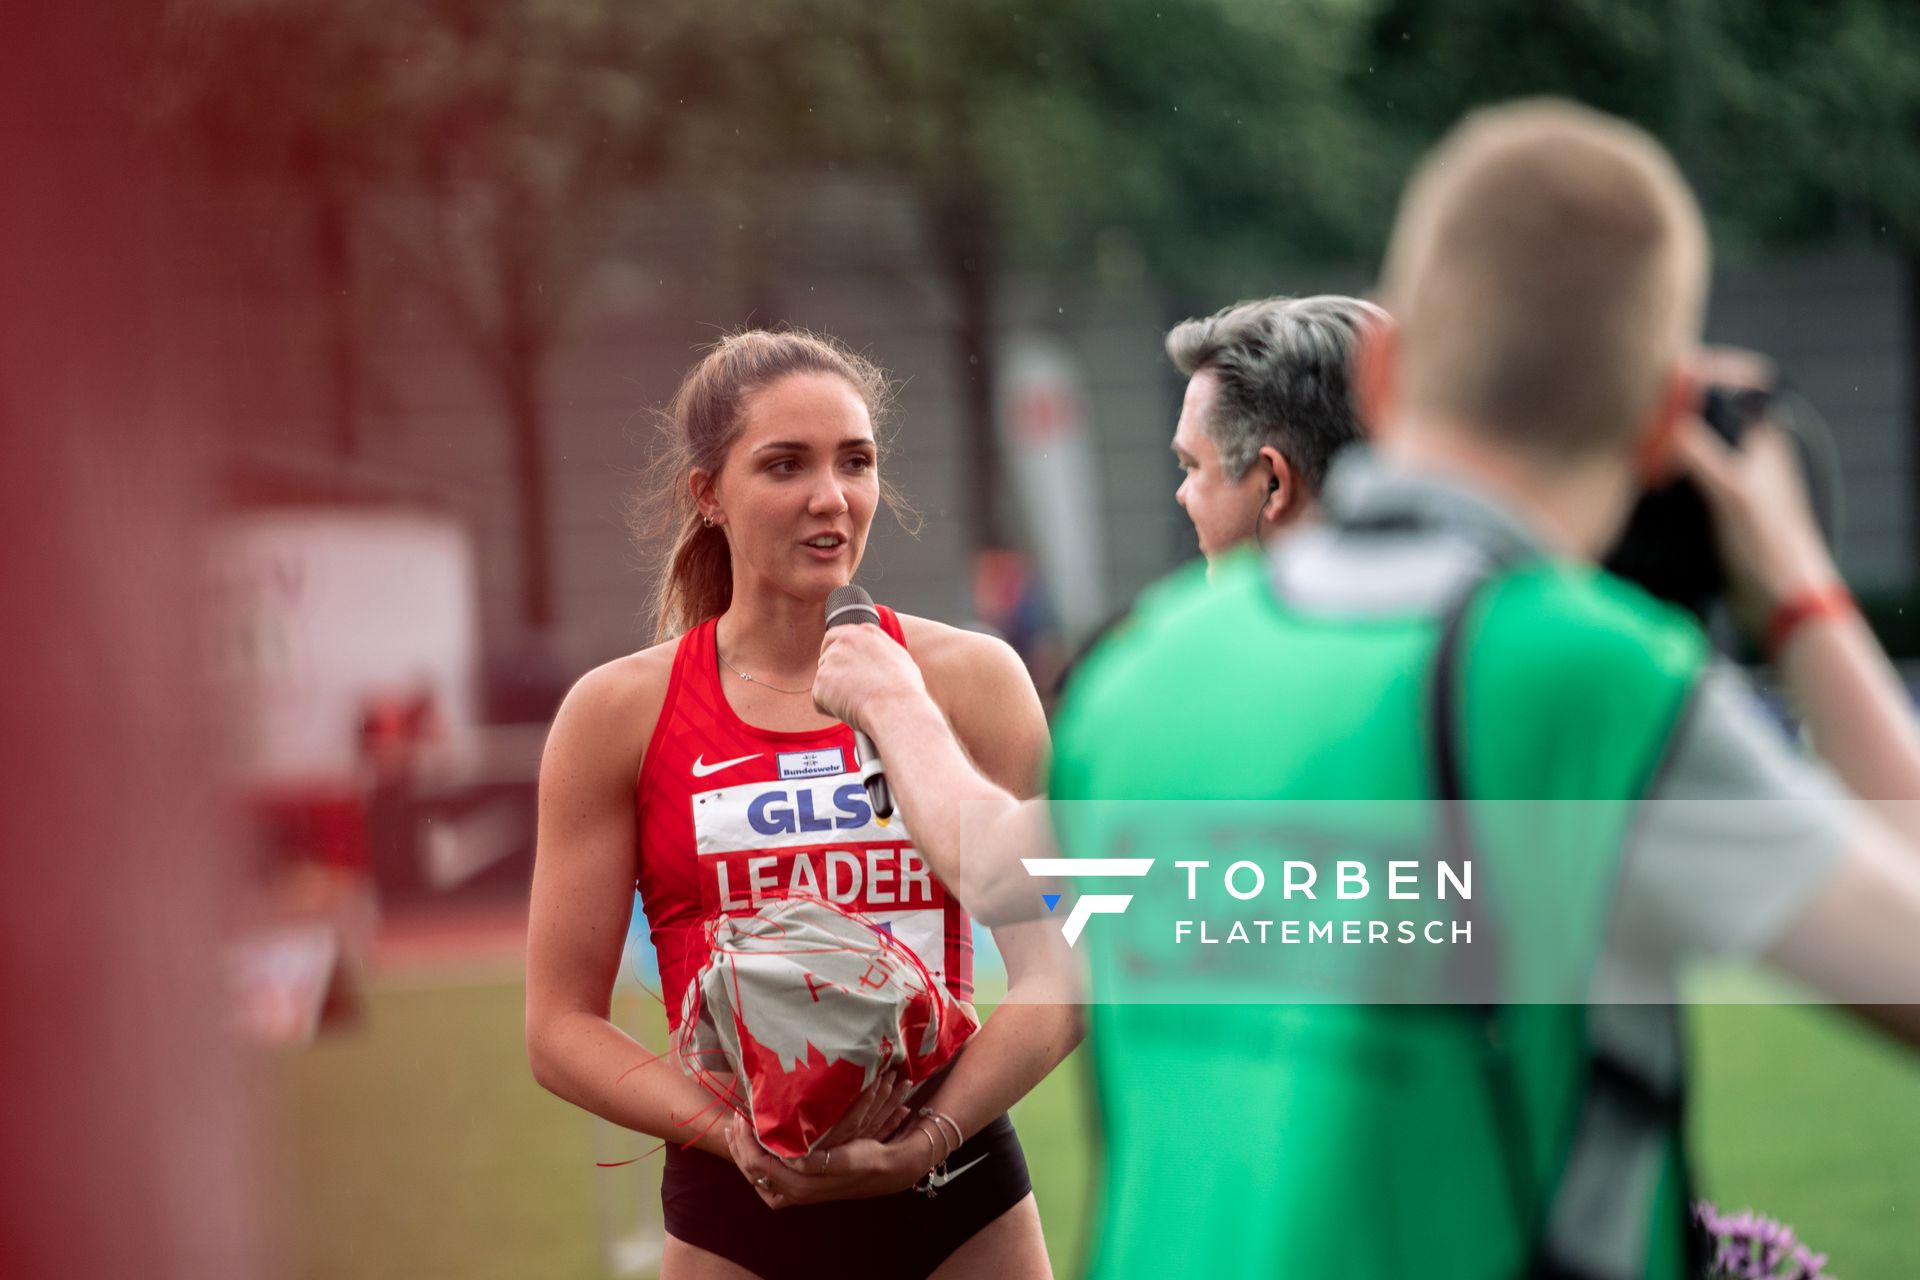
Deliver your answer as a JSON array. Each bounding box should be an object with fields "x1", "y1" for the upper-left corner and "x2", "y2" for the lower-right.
[{"x1": 0, "y1": 3, "x2": 266, "y2": 1277}]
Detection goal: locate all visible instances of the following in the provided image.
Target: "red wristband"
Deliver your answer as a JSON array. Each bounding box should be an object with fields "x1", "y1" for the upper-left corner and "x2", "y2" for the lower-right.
[{"x1": 1765, "y1": 584, "x2": 1854, "y2": 659}]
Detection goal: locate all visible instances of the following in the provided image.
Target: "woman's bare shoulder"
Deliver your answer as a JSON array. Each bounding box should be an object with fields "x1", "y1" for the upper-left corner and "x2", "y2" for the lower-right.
[
  {"x1": 546, "y1": 636, "x2": 683, "y2": 774},
  {"x1": 896, "y1": 613, "x2": 1013, "y2": 675},
  {"x1": 894, "y1": 614, "x2": 1035, "y2": 703},
  {"x1": 894, "y1": 613, "x2": 1047, "y2": 796}
]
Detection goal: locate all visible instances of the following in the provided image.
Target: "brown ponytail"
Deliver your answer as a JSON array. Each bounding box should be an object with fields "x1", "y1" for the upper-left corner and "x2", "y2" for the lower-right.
[{"x1": 633, "y1": 328, "x2": 917, "y2": 643}]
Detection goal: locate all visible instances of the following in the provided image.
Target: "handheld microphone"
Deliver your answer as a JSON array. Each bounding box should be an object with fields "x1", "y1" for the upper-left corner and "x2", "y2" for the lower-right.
[{"x1": 824, "y1": 585, "x2": 894, "y2": 820}]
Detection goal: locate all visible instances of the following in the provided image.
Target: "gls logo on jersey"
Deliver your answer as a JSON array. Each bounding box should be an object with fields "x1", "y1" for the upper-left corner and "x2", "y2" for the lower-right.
[
  {"x1": 1022, "y1": 858, "x2": 1156, "y2": 947},
  {"x1": 693, "y1": 774, "x2": 910, "y2": 856},
  {"x1": 747, "y1": 783, "x2": 872, "y2": 835}
]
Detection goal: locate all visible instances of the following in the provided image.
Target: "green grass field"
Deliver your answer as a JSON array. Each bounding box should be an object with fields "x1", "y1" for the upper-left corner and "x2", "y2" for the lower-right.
[{"x1": 270, "y1": 974, "x2": 1920, "y2": 1278}]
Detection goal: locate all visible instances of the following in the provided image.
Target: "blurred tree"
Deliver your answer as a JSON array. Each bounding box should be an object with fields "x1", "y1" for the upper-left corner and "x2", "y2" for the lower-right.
[
  {"x1": 161, "y1": 0, "x2": 723, "y2": 634},
  {"x1": 712, "y1": 0, "x2": 1400, "y2": 545},
  {"x1": 1361, "y1": 0, "x2": 1920, "y2": 571},
  {"x1": 1360, "y1": 0, "x2": 1920, "y2": 251},
  {"x1": 160, "y1": 0, "x2": 396, "y2": 460},
  {"x1": 164, "y1": 0, "x2": 1920, "y2": 601},
  {"x1": 166, "y1": 0, "x2": 1403, "y2": 573}
]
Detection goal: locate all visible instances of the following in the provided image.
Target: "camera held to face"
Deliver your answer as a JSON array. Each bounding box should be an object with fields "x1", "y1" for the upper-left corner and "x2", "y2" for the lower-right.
[{"x1": 1604, "y1": 376, "x2": 1841, "y2": 629}]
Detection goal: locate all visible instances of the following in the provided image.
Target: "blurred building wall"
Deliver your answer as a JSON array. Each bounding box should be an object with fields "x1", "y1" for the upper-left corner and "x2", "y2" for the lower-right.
[
  {"x1": 1705, "y1": 251, "x2": 1913, "y2": 591},
  {"x1": 188, "y1": 182, "x2": 1915, "y2": 700}
]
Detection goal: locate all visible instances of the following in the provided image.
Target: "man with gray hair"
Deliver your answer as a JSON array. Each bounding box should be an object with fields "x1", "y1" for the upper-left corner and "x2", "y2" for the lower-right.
[{"x1": 1166, "y1": 294, "x2": 1385, "y2": 562}]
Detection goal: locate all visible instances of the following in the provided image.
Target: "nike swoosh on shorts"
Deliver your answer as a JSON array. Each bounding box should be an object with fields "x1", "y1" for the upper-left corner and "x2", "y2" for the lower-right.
[
  {"x1": 691, "y1": 752, "x2": 762, "y2": 778},
  {"x1": 926, "y1": 1152, "x2": 991, "y2": 1189}
]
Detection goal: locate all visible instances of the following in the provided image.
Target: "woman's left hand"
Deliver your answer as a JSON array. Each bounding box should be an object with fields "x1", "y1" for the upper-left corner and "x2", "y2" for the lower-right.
[
  {"x1": 725, "y1": 1115, "x2": 932, "y2": 1210},
  {"x1": 812, "y1": 1070, "x2": 912, "y2": 1151}
]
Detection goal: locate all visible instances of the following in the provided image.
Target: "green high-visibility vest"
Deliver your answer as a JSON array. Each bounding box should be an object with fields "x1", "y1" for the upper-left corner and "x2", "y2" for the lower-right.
[{"x1": 1050, "y1": 546, "x2": 1709, "y2": 1279}]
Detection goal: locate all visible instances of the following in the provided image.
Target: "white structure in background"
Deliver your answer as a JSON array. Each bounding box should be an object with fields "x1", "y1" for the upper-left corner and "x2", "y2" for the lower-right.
[
  {"x1": 213, "y1": 505, "x2": 540, "y2": 898},
  {"x1": 212, "y1": 505, "x2": 489, "y2": 1043},
  {"x1": 212, "y1": 506, "x2": 481, "y2": 786},
  {"x1": 996, "y1": 335, "x2": 1108, "y2": 642}
]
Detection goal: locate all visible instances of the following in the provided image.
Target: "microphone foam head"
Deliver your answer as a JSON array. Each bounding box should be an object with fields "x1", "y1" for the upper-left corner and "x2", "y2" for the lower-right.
[{"x1": 825, "y1": 584, "x2": 879, "y2": 629}]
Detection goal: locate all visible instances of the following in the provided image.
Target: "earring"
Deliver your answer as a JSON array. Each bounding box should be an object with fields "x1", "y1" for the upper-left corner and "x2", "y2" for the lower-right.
[{"x1": 703, "y1": 514, "x2": 715, "y2": 528}]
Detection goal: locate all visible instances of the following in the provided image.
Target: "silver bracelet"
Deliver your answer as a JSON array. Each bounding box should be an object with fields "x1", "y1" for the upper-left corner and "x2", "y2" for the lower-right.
[
  {"x1": 921, "y1": 1106, "x2": 964, "y2": 1159},
  {"x1": 911, "y1": 1111, "x2": 955, "y2": 1198},
  {"x1": 914, "y1": 1120, "x2": 941, "y2": 1172}
]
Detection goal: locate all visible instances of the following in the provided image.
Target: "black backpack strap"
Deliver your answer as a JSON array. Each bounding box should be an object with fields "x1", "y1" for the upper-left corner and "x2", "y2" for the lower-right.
[
  {"x1": 1430, "y1": 577, "x2": 1704, "y2": 1280},
  {"x1": 1534, "y1": 1007, "x2": 1701, "y2": 1280},
  {"x1": 1429, "y1": 574, "x2": 1484, "y2": 923},
  {"x1": 1428, "y1": 577, "x2": 1540, "y2": 1264}
]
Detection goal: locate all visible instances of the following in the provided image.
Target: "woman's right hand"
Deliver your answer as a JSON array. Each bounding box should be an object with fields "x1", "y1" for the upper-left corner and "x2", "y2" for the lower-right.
[{"x1": 729, "y1": 1116, "x2": 931, "y2": 1209}]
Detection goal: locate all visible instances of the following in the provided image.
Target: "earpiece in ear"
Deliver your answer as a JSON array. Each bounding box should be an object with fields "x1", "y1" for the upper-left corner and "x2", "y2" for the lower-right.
[{"x1": 1251, "y1": 472, "x2": 1284, "y2": 542}]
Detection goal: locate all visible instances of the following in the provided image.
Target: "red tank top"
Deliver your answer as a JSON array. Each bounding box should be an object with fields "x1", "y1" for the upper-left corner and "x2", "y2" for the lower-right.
[{"x1": 635, "y1": 609, "x2": 974, "y2": 1029}]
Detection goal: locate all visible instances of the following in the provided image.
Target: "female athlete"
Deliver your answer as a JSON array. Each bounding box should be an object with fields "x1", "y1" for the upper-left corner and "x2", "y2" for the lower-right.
[{"x1": 525, "y1": 329, "x2": 1077, "y2": 1279}]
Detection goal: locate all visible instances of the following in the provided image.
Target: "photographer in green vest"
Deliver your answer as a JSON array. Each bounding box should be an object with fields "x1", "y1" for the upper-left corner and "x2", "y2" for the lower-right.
[{"x1": 810, "y1": 99, "x2": 1920, "y2": 1277}]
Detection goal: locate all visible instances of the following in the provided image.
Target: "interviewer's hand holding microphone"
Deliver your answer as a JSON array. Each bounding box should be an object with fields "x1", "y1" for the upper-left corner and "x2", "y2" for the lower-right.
[{"x1": 813, "y1": 588, "x2": 931, "y2": 740}]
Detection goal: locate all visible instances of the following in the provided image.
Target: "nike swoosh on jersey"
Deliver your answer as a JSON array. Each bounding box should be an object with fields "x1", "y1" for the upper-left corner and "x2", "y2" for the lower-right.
[{"x1": 691, "y1": 752, "x2": 762, "y2": 778}]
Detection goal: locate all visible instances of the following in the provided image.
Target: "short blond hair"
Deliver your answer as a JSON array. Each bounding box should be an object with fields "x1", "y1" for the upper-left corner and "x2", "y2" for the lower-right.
[{"x1": 1381, "y1": 99, "x2": 1708, "y2": 456}]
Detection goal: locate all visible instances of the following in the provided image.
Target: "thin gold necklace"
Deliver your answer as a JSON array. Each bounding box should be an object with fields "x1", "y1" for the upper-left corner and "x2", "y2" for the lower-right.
[{"x1": 716, "y1": 646, "x2": 814, "y2": 696}]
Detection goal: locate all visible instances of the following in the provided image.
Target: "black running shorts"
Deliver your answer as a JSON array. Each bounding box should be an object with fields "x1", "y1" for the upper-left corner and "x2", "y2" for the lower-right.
[{"x1": 661, "y1": 1112, "x2": 1034, "y2": 1279}]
